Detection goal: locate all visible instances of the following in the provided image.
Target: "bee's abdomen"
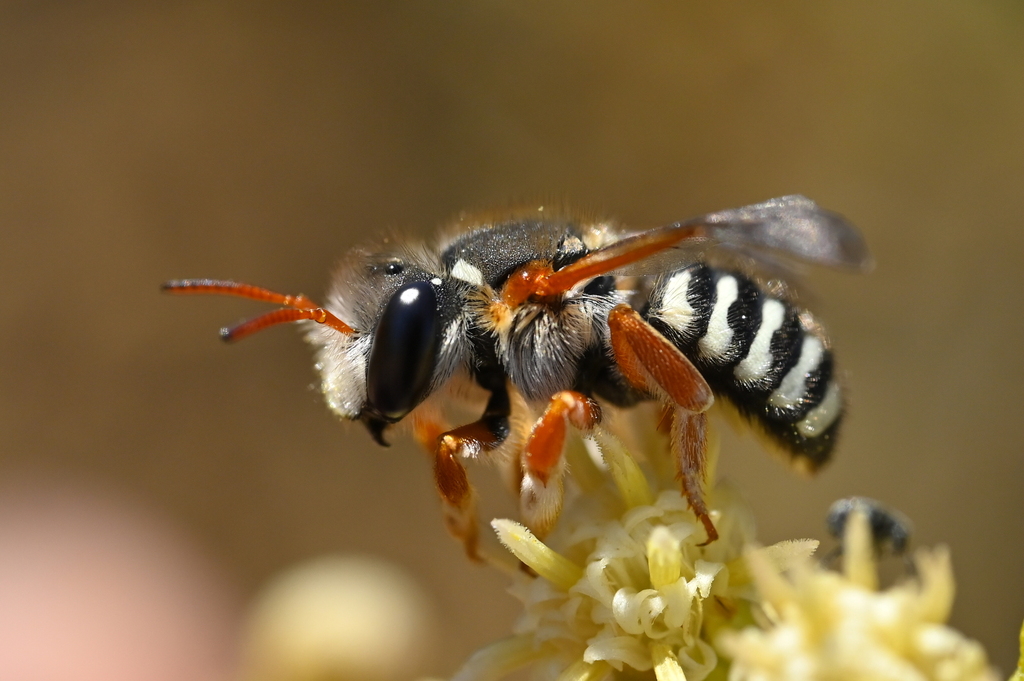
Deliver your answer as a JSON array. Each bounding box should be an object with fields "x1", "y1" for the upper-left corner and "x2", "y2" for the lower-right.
[{"x1": 646, "y1": 264, "x2": 843, "y2": 469}]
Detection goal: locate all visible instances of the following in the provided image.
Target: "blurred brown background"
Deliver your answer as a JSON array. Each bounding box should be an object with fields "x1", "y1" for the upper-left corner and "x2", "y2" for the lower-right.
[{"x1": 1, "y1": 2, "x2": 1023, "y2": 678}]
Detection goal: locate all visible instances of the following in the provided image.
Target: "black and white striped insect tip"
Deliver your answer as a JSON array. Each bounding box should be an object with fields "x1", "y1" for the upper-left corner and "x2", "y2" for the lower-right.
[{"x1": 826, "y1": 496, "x2": 913, "y2": 556}]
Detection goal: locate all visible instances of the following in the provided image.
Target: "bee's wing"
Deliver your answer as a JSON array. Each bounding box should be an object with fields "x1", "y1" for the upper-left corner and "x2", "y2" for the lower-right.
[
  {"x1": 611, "y1": 239, "x2": 821, "y2": 309},
  {"x1": 694, "y1": 195, "x2": 872, "y2": 272},
  {"x1": 609, "y1": 195, "x2": 869, "y2": 280},
  {"x1": 536, "y1": 196, "x2": 870, "y2": 297}
]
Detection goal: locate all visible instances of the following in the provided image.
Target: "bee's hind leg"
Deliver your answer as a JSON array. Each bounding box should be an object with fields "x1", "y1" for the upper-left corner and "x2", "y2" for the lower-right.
[
  {"x1": 607, "y1": 304, "x2": 719, "y2": 544},
  {"x1": 669, "y1": 409, "x2": 716, "y2": 544},
  {"x1": 520, "y1": 390, "x2": 602, "y2": 537}
]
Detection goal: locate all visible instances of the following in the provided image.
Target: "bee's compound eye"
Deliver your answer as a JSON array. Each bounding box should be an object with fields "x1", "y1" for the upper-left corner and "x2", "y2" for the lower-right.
[{"x1": 366, "y1": 281, "x2": 440, "y2": 422}]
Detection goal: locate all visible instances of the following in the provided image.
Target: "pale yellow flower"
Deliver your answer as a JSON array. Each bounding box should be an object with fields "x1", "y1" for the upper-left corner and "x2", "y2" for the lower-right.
[
  {"x1": 240, "y1": 555, "x2": 432, "y2": 681},
  {"x1": 1010, "y1": 619, "x2": 1024, "y2": 681},
  {"x1": 455, "y1": 425, "x2": 814, "y2": 681},
  {"x1": 719, "y1": 509, "x2": 998, "y2": 681},
  {"x1": 452, "y1": 408, "x2": 1005, "y2": 681}
]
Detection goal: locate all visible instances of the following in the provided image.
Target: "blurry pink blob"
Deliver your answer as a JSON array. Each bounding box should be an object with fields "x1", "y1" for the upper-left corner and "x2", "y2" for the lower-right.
[{"x1": 0, "y1": 481, "x2": 241, "y2": 681}]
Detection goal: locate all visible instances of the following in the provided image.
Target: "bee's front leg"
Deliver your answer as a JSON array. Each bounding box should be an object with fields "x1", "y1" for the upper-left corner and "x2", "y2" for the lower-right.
[
  {"x1": 607, "y1": 304, "x2": 719, "y2": 544},
  {"x1": 520, "y1": 391, "x2": 602, "y2": 537},
  {"x1": 414, "y1": 390, "x2": 511, "y2": 561}
]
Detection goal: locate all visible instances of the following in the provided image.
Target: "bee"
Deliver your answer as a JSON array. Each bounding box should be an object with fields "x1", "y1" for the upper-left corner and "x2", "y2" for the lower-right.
[
  {"x1": 826, "y1": 496, "x2": 912, "y2": 557},
  {"x1": 164, "y1": 195, "x2": 870, "y2": 558}
]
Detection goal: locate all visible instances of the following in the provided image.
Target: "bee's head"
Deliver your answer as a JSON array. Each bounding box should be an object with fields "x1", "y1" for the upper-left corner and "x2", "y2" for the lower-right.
[
  {"x1": 310, "y1": 251, "x2": 466, "y2": 446},
  {"x1": 359, "y1": 279, "x2": 442, "y2": 443}
]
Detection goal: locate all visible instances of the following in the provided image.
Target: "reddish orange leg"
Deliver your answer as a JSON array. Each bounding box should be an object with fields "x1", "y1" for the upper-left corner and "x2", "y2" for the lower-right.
[
  {"x1": 671, "y1": 409, "x2": 715, "y2": 544},
  {"x1": 162, "y1": 279, "x2": 353, "y2": 341},
  {"x1": 520, "y1": 391, "x2": 602, "y2": 537},
  {"x1": 607, "y1": 304, "x2": 719, "y2": 544},
  {"x1": 415, "y1": 416, "x2": 507, "y2": 561}
]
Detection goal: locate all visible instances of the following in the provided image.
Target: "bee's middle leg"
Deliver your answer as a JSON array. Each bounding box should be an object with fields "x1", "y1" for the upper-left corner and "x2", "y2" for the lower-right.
[{"x1": 520, "y1": 390, "x2": 602, "y2": 537}]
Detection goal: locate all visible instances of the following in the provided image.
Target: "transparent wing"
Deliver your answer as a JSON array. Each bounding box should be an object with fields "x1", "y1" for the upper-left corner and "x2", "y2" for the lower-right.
[
  {"x1": 605, "y1": 195, "x2": 870, "y2": 282},
  {"x1": 693, "y1": 195, "x2": 872, "y2": 271},
  {"x1": 524, "y1": 196, "x2": 870, "y2": 299}
]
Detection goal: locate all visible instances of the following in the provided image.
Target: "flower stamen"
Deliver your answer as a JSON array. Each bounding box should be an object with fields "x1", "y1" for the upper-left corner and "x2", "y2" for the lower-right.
[
  {"x1": 648, "y1": 526, "x2": 682, "y2": 589},
  {"x1": 555, "y1": 659, "x2": 610, "y2": 681},
  {"x1": 594, "y1": 428, "x2": 654, "y2": 508},
  {"x1": 651, "y1": 643, "x2": 688, "y2": 681},
  {"x1": 451, "y1": 635, "x2": 553, "y2": 681},
  {"x1": 491, "y1": 519, "x2": 583, "y2": 590}
]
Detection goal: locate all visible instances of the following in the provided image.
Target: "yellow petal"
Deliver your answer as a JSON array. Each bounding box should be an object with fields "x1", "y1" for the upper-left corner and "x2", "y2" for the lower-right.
[
  {"x1": 491, "y1": 519, "x2": 583, "y2": 590},
  {"x1": 1012, "y1": 618, "x2": 1024, "y2": 681},
  {"x1": 451, "y1": 635, "x2": 551, "y2": 681},
  {"x1": 651, "y1": 643, "x2": 687, "y2": 681},
  {"x1": 556, "y1": 659, "x2": 611, "y2": 681},
  {"x1": 842, "y1": 509, "x2": 878, "y2": 590},
  {"x1": 647, "y1": 526, "x2": 682, "y2": 589},
  {"x1": 594, "y1": 429, "x2": 654, "y2": 509}
]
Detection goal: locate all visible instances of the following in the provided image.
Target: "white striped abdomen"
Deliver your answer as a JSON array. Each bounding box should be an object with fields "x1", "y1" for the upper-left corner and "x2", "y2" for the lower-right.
[{"x1": 646, "y1": 264, "x2": 843, "y2": 469}]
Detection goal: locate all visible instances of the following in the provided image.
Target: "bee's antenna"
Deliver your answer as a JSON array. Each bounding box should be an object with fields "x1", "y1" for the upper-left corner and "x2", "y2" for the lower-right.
[
  {"x1": 218, "y1": 307, "x2": 351, "y2": 342},
  {"x1": 162, "y1": 279, "x2": 353, "y2": 340}
]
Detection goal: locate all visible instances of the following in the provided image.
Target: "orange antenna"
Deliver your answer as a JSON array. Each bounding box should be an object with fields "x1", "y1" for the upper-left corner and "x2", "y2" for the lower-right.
[{"x1": 162, "y1": 279, "x2": 353, "y2": 341}]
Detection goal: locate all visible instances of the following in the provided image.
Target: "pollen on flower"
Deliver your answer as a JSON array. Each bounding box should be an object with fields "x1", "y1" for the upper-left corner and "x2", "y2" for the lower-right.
[
  {"x1": 718, "y1": 509, "x2": 999, "y2": 681},
  {"x1": 455, "y1": 422, "x2": 806, "y2": 681}
]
